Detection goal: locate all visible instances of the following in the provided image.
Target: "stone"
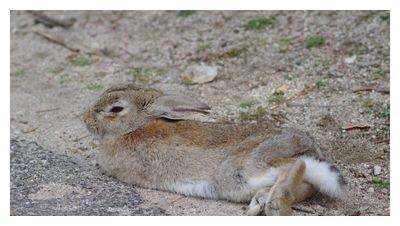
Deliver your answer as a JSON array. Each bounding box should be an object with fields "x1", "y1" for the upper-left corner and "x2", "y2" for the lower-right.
[
  {"x1": 181, "y1": 64, "x2": 218, "y2": 84},
  {"x1": 373, "y1": 165, "x2": 382, "y2": 176},
  {"x1": 344, "y1": 55, "x2": 357, "y2": 64}
]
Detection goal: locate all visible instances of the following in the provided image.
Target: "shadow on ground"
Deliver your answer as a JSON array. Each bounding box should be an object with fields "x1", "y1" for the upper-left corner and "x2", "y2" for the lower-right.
[{"x1": 10, "y1": 139, "x2": 166, "y2": 216}]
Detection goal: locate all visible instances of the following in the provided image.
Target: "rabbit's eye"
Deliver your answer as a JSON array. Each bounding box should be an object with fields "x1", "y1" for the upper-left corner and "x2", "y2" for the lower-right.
[{"x1": 109, "y1": 106, "x2": 124, "y2": 113}]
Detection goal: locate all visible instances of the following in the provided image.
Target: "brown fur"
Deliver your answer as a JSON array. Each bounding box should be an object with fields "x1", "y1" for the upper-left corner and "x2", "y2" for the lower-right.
[{"x1": 268, "y1": 157, "x2": 296, "y2": 167}]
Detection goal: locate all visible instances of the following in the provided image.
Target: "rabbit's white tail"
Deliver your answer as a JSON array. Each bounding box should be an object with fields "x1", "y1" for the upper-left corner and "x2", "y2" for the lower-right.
[{"x1": 299, "y1": 156, "x2": 347, "y2": 199}]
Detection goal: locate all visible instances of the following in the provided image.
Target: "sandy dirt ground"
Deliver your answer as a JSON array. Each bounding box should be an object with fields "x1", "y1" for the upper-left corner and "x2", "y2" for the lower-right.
[{"x1": 10, "y1": 10, "x2": 389, "y2": 215}]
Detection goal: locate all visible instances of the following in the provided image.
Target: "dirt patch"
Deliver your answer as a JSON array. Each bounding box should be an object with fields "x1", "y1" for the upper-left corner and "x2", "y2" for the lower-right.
[{"x1": 10, "y1": 139, "x2": 165, "y2": 216}]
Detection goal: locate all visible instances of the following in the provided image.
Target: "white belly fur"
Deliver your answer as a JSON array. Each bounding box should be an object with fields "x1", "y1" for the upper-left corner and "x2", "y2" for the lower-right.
[
  {"x1": 247, "y1": 167, "x2": 280, "y2": 190},
  {"x1": 166, "y1": 168, "x2": 280, "y2": 199},
  {"x1": 166, "y1": 181, "x2": 218, "y2": 199}
]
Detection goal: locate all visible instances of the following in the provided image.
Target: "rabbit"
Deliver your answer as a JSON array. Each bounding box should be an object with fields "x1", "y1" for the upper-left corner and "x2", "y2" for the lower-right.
[{"x1": 83, "y1": 83, "x2": 347, "y2": 216}]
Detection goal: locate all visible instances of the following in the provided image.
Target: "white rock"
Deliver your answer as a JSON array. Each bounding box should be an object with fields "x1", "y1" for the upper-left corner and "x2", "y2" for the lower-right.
[
  {"x1": 11, "y1": 27, "x2": 18, "y2": 34},
  {"x1": 373, "y1": 165, "x2": 382, "y2": 176},
  {"x1": 181, "y1": 64, "x2": 218, "y2": 84},
  {"x1": 344, "y1": 55, "x2": 357, "y2": 64},
  {"x1": 367, "y1": 187, "x2": 374, "y2": 193}
]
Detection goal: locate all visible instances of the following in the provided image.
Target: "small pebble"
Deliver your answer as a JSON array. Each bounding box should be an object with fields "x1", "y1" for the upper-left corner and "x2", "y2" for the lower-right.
[
  {"x1": 344, "y1": 55, "x2": 357, "y2": 64},
  {"x1": 367, "y1": 187, "x2": 374, "y2": 193},
  {"x1": 373, "y1": 165, "x2": 382, "y2": 176},
  {"x1": 181, "y1": 64, "x2": 218, "y2": 85}
]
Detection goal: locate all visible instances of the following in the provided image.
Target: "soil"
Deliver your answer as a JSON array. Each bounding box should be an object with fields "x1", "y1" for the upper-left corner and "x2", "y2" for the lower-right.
[{"x1": 10, "y1": 10, "x2": 390, "y2": 215}]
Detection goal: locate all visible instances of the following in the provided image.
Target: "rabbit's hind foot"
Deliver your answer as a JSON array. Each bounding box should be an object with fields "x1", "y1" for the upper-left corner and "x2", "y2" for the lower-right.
[
  {"x1": 246, "y1": 159, "x2": 315, "y2": 216},
  {"x1": 246, "y1": 185, "x2": 293, "y2": 216}
]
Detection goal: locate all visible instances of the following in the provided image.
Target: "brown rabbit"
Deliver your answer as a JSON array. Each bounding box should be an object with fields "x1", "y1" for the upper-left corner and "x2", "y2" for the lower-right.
[{"x1": 83, "y1": 83, "x2": 346, "y2": 215}]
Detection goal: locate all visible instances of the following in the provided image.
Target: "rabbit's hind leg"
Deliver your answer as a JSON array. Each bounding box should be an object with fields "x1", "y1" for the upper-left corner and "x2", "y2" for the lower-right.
[{"x1": 247, "y1": 159, "x2": 315, "y2": 216}]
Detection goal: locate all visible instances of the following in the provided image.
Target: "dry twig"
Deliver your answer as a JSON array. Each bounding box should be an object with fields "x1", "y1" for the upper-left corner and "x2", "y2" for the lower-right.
[
  {"x1": 352, "y1": 86, "x2": 389, "y2": 94},
  {"x1": 372, "y1": 137, "x2": 390, "y2": 144},
  {"x1": 33, "y1": 30, "x2": 81, "y2": 53},
  {"x1": 27, "y1": 11, "x2": 75, "y2": 28},
  {"x1": 342, "y1": 124, "x2": 371, "y2": 131}
]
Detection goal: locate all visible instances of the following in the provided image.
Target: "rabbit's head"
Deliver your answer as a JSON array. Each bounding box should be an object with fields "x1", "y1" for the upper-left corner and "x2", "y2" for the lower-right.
[{"x1": 83, "y1": 83, "x2": 210, "y2": 138}]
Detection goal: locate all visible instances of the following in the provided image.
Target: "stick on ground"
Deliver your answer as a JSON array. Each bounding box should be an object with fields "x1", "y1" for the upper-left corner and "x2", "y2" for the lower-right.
[
  {"x1": 33, "y1": 30, "x2": 81, "y2": 53},
  {"x1": 352, "y1": 86, "x2": 390, "y2": 94},
  {"x1": 27, "y1": 11, "x2": 76, "y2": 28}
]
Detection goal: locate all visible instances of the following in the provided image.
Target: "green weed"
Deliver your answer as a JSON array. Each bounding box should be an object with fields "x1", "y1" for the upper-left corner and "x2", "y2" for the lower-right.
[
  {"x1": 68, "y1": 55, "x2": 91, "y2": 66},
  {"x1": 372, "y1": 178, "x2": 390, "y2": 189},
  {"x1": 269, "y1": 90, "x2": 286, "y2": 104},
  {"x1": 315, "y1": 80, "x2": 326, "y2": 89},
  {"x1": 222, "y1": 48, "x2": 247, "y2": 58},
  {"x1": 239, "y1": 107, "x2": 266, "y2": 121},
  {"x1": 305, "y1": 36, "x2": 326, "y2": 49},
  {"x1": 245, "y1": 17, "x2": 275, "y2": 30},
  {"x1": 177, "y1": 10, "x2": 194, "y2": 18},
  {"x1": 239, "y1": 100, "x2": 258, "y2": 109},
  {"x1": 86, "y1": 83, "x2": 104, "y2": 91},
  {"x1": 12, "y1": 69, "x2": 25, "y2": 76}
]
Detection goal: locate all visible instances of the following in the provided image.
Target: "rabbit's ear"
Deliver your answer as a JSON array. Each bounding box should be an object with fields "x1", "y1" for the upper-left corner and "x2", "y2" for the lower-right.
[{"x1": 145, "y1": 92, "x2": 210, "y2": 120}]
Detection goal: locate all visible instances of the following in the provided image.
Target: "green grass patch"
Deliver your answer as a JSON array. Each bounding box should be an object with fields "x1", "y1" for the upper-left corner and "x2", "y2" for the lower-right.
[
  {"x1": 372, "y1": 177, "x2": 390, "y2": 189},
  {"x1": 245, "y1": 17, "x2": 275, "y2": 30},
  {"x1": 86, "y1": 83, "x2": 104, "y2": 91},
  {"x1": 12, "y1": 68, "x2": 26, "y2": 77},
  {"x1": 239, "y1": 100, "x2": 258, "y2": 109},
  {"x1": 269, "y1": 90, "x2": 286, "y2": 104},
  {"x1": 376, "y1": 126, "x2": 390, "y2": 137},
  {"x1": 68, "y1": 55, "x2": 91, "y2": 66},
  {"x1": 222, "y1": 47, "x2": 247, "y2": 58},
  {"x1": 239, "y1": 107, "x2": 266, "y2": 121},
  {"x1": 305, "y1": 36, "x2": 326, "y2": 49},
  {"x1": 177, "y1": 10, "x2": 194, "y2": 18},
  {"x1": 380, "y1": 14, "x2": 390, "y2": 22},
  {"x1": 315, "y1": 80, "x2": 326, "y2": 89},
  {"x1": 380, "y1": 105, "x2": 390, "y2": 118}
]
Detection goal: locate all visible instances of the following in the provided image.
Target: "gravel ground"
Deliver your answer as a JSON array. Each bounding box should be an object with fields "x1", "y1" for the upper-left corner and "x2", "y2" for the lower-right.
[
  {"x1": 10, "y1": 139, "x2": 165, "y2": 216},
  {"x1": 10, "y1": 10, "x2": 390, "y2": 215}
]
